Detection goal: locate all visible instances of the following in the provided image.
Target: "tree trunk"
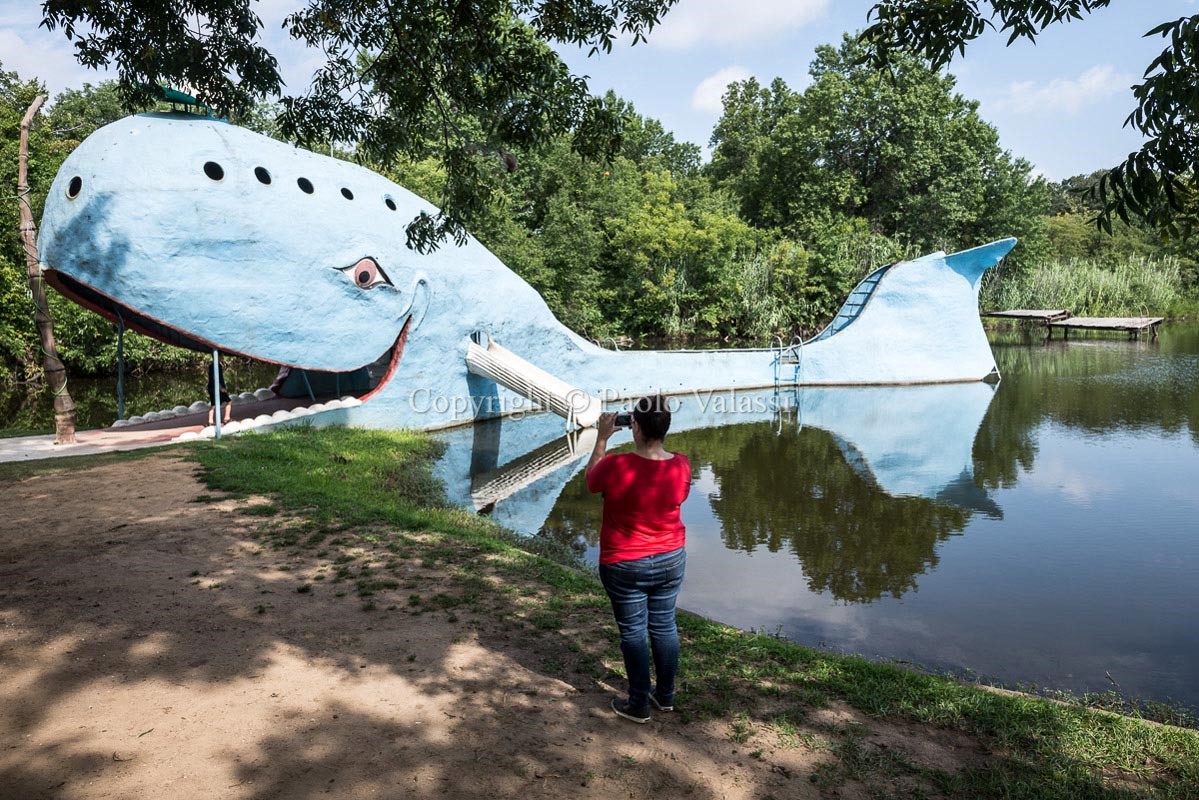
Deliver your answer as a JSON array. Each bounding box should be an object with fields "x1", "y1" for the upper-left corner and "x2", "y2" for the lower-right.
[{"x1": 17, "y1": 95, "x2": 76, "y2": 444}]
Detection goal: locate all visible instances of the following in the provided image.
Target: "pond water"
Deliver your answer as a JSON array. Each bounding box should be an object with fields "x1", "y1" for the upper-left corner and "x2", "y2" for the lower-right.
[{"x1": 434, "y1": 323, "x2": 1199, "y2": 714}]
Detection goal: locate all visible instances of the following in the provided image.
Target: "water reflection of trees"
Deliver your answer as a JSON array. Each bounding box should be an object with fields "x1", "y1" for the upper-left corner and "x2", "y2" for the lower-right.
[
  {"x1": 540, "y1": 421, "x2": 972, "y2": 604},
  {"x1": 691, "y1": 423, "x2": 970, "y2": 603},
  {"x1": 975, "y1": 329, "x2": 1199, "y2": 489}
]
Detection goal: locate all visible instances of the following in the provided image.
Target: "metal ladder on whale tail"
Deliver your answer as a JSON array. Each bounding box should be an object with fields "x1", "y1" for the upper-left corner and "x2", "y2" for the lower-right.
[{"x1": 808, "y1": 262, "x2": 895, "y2": 344}]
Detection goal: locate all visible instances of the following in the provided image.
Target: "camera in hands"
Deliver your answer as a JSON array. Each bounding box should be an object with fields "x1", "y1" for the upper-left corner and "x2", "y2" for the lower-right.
[{"x1": 613, "y1": 412, "x2": 632, "y2": 428}]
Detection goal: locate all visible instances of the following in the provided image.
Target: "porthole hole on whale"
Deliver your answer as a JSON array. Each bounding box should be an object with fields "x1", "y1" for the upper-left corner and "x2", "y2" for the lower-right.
[
  {"x1": 66, "y1": 176, "x2": 82, "y2": 199},
  {"x1": 254, "y1": 167, "x2": 272, "y2": 185},
  {"x1": 297, "y1": 177, "x2": 314, "y2": 194},
  {"x1": 341, "y1": 187, "x2": 354, "y2": 200},
  {"x1": 384, "y1": 196, "x2": 397, "y2": 211},
  {"x1": 203, "y1": 161, "x2": 224, "y2": 181}
]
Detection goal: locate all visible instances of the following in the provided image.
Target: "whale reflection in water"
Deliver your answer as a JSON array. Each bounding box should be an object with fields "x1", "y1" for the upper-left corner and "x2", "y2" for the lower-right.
[{"x1": 434, "y1": 382, "x2": 1000, "y2": 538}]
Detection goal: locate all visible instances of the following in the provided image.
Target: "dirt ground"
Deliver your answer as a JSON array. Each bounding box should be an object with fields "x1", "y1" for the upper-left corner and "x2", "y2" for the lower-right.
[{"x1": 0, "y1": 456, "x2": 978, "y2": 799}]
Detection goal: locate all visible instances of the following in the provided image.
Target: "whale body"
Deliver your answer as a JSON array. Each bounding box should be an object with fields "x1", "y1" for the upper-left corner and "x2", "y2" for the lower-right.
[{"x1": 38, "y1": 112, "x2": 1015, "y2": 431}]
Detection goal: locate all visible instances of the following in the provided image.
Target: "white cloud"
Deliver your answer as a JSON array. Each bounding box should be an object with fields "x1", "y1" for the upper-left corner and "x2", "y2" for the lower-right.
[
  {"x1": 651, "y1": 0, "x2": 829, "y2": 49},
  {"x1": 995, "y1": 64, "x2": 1134, "y2": 115},
  {"x1": 0, "y1": 23, "x2": 111, "y2": 96},
  {"x1": 691, "y1": 65, "x2": 753, "y2": 113}
]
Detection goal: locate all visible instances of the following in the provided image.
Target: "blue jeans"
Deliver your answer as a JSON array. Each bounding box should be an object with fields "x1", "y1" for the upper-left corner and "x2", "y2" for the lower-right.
[{"x1": 599, "y1": 547, "x2": 686, "y2": 709}]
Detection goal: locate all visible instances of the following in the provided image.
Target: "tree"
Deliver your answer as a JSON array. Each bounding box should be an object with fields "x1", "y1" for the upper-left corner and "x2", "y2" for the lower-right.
[
  {"x1": 17, "y1": 93, "x2": 76, "y2": 442},
  {"x1": 709, "y1": 37, "x2": 1047, "y2": 263},
  {"x1": 858, "y1": 2, "x2": 1199, "y2": 236},
  {"x1": 39, "y1": 0, "x2": 678, "y2": 251}
]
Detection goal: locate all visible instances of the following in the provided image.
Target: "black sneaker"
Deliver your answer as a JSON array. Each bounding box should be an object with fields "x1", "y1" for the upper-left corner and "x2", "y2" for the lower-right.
[
  {"x1": 611, "y1": 697, "x2": 651, "y2": 724},
  {"x1": 649, "y1": 688, "x2": 674, "y2": 712}
]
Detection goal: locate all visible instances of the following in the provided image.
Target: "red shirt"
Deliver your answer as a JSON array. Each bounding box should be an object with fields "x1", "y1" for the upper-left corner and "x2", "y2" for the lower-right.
[{"x1": 586, "y1": 451, "x2": 691, "y2": 565}]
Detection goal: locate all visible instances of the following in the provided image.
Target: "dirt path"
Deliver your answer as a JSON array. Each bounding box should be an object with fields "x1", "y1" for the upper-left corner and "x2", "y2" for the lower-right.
[{"x1": 1, "y1": 456, "x2": 863, "y2": 800}]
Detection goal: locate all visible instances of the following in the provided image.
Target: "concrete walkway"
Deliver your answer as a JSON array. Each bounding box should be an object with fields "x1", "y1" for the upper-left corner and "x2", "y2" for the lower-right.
[{"x1": 0, "y1": 396, "x2": 317, "y2": 463}]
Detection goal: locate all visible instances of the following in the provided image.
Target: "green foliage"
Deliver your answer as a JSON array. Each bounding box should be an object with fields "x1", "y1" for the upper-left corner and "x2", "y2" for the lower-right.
[
  {"x1": 858, "y1": 2, "x2": 1199, "y2": 238},
  {"x1": 708, "y1": 37, "x2": 1049, "y2": 270},
  {"x1": 1042, "y1": 171, "x2": 1199, "y2": 289},
  {"x1": 387, "y1": 101, "x2": 774, "y2": 340}
]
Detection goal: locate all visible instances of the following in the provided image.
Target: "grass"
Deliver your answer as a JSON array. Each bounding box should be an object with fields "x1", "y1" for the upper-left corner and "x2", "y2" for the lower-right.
[
  {"x1": 9, "y1": 424, "x2": 1195, "y2": 799},
  {"x1": 984, "y1": 256, "x2": 1188, "y2": 317}
]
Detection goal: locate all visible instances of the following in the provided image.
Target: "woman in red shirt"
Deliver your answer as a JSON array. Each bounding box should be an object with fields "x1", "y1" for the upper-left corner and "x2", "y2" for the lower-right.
[{"x1": 586, "y1": 395, "x2": 691, "y2": 723}]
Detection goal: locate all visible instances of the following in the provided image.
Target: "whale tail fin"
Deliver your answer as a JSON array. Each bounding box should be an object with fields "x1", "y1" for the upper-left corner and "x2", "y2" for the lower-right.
[
  {"x1": 943, "y1": 237, "x2": 1017, "y2": 288},
  {"x1": 808, "y1": 238, "x2": 1017, "y2": 346}
]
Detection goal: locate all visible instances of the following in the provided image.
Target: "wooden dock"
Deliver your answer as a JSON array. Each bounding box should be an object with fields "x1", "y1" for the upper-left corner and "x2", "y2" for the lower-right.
[
  {"x1": 982, "y1": 309, "x2": 1070, "y2": 323},
  {"x1": 1049, "y1": 316, "x2": 1164, "y2": 339},
  {"x1": 983, "y1": 309, "x2": 1164, "y2": 339}
]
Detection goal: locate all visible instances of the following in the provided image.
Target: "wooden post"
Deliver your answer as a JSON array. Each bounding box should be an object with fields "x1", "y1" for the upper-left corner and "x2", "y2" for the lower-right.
[{"x1": 17, "y1": 95, "x2": 76, "y2": 444}]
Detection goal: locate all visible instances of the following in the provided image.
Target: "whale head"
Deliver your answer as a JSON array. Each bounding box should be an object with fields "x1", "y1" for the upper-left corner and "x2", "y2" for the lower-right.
[{"x1": 38, "y1": 112, "x2": 442, "y2": 393}]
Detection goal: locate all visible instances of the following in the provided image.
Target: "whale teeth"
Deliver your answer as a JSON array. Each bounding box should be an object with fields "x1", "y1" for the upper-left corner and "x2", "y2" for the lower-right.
[
  {"x1": 172, "y1": 405, "x2": 190, "y2": 415},
  {"x1": 254, "y1": 388, "x2": 275, "y2": 401},
  {"x1": 189, "y1": 401, "x2": 210, "y2": 413}
]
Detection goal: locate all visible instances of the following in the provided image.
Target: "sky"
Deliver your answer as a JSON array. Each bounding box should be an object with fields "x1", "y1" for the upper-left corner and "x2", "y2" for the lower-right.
[{"x1": 1, "y1": 0, "x2": 1195, "y2": 181}]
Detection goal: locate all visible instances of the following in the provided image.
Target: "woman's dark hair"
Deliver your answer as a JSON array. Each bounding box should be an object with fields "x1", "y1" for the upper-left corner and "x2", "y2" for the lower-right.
[{"x1": 632, "y1": 394, "x2": 671, "y2": 441}]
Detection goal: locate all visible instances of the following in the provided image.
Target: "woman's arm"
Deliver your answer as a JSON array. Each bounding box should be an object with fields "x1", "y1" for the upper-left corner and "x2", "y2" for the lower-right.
[{"x1": 585, "y1": 412, "x2": 617, "y2": 490}]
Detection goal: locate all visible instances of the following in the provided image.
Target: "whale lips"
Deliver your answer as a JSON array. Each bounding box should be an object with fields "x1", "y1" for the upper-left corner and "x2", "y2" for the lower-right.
[
  {"x1": 360, "y1": 316, "x2": 411, "y2": 402},
  {"x1": 41, "y1": 266, "x2": 410, "y2": 404}
]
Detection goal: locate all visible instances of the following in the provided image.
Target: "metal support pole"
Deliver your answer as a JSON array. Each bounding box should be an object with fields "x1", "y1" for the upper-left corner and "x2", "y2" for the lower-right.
[
  {"x1": 212, "y1": 349, "x2": 222, "y2": 439},
  {"x1": 300, "y1": 370, "x2": 316, "y2": 402},
  {"x1": 116, "y1": 314, "x2": 126, "y2": 420}
]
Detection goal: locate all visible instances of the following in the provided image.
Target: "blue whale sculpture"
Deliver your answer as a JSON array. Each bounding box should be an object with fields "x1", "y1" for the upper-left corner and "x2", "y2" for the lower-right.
[{"x1": 38, "y1": 112, "x2": 1015, "y2": 432}]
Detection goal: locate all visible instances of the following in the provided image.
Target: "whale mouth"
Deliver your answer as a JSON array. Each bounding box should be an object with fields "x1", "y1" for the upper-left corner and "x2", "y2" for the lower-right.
[{"x1": 43, "y1": 268, "x2": 409, "y2": 416}]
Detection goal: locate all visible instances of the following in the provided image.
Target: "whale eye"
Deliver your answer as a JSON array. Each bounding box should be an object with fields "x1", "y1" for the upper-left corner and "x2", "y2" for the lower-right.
[
  {"x1": 66, "y1": 176, "x2": 83, "y2": 199},
  {"x1": 337, "y1": 257, "x2": 393, "y2": 290},
  {"x1": 203, "y1": 161, "x2": 224, "y2": 181}
]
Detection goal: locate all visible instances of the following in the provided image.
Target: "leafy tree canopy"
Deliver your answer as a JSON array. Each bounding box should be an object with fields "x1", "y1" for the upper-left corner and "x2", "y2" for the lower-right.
[
  {"x1": 857, "y1": 1, "x2": 1199, "y2": 236},
  {"x1": 708, "y1": 37, "x2": 1048, "y2": 264},
  {"x1": 39, "y1": 0, "x2": 678, "y2": 250}
]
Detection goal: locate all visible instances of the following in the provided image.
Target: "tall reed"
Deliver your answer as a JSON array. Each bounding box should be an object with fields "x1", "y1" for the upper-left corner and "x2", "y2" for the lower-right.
[{"x1": 984, "y1": 256, "x2": 1185, "y2": 315}]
